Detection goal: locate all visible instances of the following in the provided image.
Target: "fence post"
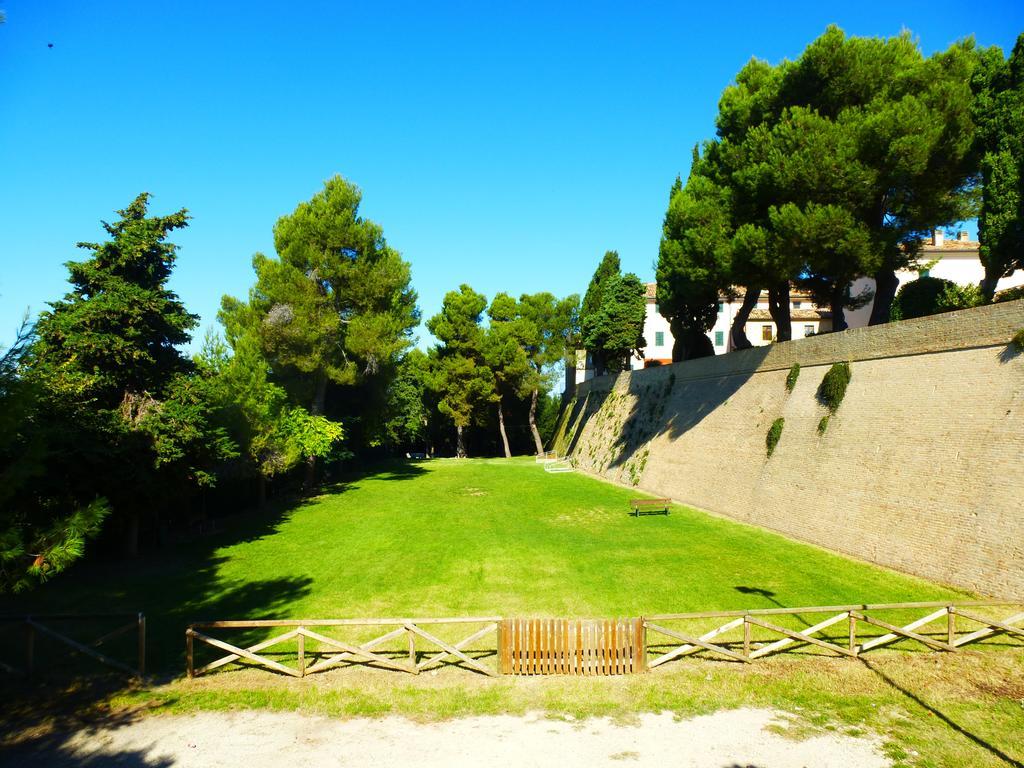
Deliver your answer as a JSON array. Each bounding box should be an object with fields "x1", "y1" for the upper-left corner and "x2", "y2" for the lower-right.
[
  {"x1": 297, "y1": 628, "x2": 305, "y2": 677},
  {"x1": 947, "y1": 606, "x2": 956, "y2": 646},
  {"x1": 848, "y1": 613, "x2": 857, "y2": 655},
  {"x1": 137, "y1": 613, "x2": 146, "y2": 677},
  {"x1": 26, "y1": 620, "x2": 35, "y2": 678},
  {"x1": 495, "y1": 619, "x2": 504, "y2": 675},
  {"x1": 407, "y1": 626, "x2": 417, "y2": 673},
  {"x1": 743, "y1": 615, "x2": 751, "y2": 658},
  {"x1": 186, "y1": 627, "x2": 194, "y2": 678}
]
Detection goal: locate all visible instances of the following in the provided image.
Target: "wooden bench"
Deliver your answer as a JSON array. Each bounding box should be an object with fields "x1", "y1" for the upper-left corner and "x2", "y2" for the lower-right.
[{"x1": 630, "y1": 498, "x2": 671, "y2": 516}]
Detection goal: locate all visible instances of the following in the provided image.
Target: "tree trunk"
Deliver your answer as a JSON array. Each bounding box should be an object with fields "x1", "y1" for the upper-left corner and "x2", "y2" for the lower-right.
[
  {"x1": 979, "y1": 266, "x2": 1002, "y2": 303},
  {"x1": 528, "y1": 388, "x2": 544, "y2": 455},
  {"x1": 869, "y1": 267, "x2": 900, "y2": 325},
  {"x1": 497, "y1": 398, "x2": 512, "y2": 458},
  {"x1": 303, "y1": 371, "x2": 328, "y2": 493},
  {"x1": 670, "y1": 317, "x2": 687, "y2": 362},
  {"x1": 258, "y1": 474, "x2": 268, "y2": 510},
  {"x1": 455, "y1": 424, "x2": 466, "y2": 458},
  {"x1": 730, "y1": 287, "x2": 759, "y2": 350},
  {"x1": 830, "y1": 283, "x2": 848, "y2": 332},
  {"x1": 768, "y1": 283, "x2": 792, "y2": 342}
]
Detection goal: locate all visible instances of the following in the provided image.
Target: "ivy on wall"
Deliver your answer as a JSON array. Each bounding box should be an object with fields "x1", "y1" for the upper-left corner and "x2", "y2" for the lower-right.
[
  {"x1": 785, "y1": 363, "x2": 801, "y2": 392},
  {"x1": 766, "y1": 417, "x2": 785, "y2": 457},
  {"x1": 818, "y1": 362, "x2": 852, "y2": 413}
]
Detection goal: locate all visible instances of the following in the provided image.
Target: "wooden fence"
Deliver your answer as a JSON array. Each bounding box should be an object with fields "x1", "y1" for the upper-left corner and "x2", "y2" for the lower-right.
[
  {"x1": 187, "y1": 617, "x2": 500, "y2": 678},
  {"x1": 500, "y1": 618, "x2": 644, "y2": 675},
  {"x1": 186, "y1": 601, "x2": 1023, "y2": 678},
  {"x1": 0, "y1": 613, "x2": 146, "y2": 678},
  {"x1": 644, "y1": 601, "x2": 1024, "y2": 667}
]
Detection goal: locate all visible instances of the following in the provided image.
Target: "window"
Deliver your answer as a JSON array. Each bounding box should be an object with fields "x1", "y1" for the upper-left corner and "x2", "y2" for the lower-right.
[
  {"x1": 919, "y1": 269, "x2": 930, "y2": 278},
  {"x1": 655, "y1": 331, "x2": 664, "y2": 347},
  {"x1": 717, "y1": 302, "x2": 724, "y2": 312},
  {"x1": 792, "y1": 301, "x2": 802, "y2": 309},
  {"x1": 762, "y1": 325, "x2": 773, "y2": 341},
  {"x1": 804, "y1": 324, "x2": 814, "y2": 336},
  {"x1": 715, "y1": 330, "x2": 724, "y2": 347}
]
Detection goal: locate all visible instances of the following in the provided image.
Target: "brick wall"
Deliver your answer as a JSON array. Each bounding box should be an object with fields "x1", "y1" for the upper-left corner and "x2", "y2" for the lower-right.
[{"x1": 562, "y1": 300, "x2": 1024, "y2": 598}]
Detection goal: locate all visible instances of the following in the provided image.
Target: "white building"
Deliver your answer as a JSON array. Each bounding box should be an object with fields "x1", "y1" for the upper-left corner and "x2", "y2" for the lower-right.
[
  {"x1": 846, "y1": 230, "x2": 1024, "y2": 327},
  {"x1": 575, "y1": 284, "x2": 831, "y2": 383},
  {"x1": 575, "y1": 229, "x2": 1023, "y2": 384},
  {"x1": 630, "y1": 283, "x2": 832, "y2": 368}
]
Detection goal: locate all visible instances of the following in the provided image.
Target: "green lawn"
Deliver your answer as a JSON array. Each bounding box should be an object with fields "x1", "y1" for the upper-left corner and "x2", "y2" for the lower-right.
[
  {"x1": 4, "y1": 458, "x2": 1023, "y2": 768},
  {"x1": 6, "y1": 457, "x2": 966, "y2": 671}
]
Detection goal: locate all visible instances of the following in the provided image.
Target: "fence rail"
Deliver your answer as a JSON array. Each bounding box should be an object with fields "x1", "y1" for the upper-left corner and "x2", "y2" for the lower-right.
[
  {"x1": 185, "y1": 601, "x2": 1023, "y2": 679},
  {"x1": 0, "y1": 613, "x2": 145, "y2": 678},
  {"x1": 187, "y1": 617, "x2": 501, "y2": 679}
]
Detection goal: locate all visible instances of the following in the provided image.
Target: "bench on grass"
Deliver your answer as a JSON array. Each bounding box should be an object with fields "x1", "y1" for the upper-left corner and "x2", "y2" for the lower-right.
[{"x1": 630, "y1": 498, "x2": 671, "y2": 516}]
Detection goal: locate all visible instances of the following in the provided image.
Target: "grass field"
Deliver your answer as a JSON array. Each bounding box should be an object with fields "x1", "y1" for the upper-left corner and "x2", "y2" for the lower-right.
[
  {"x1": 3, "y1": 458, "x2": 1022, "y2": 767},
  {"x1": 5, "y1": 457, "x2": 967, "y2": 670}
]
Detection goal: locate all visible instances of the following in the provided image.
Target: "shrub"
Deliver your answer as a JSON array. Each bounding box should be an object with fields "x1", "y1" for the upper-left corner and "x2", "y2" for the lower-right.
[
  {"x1": 785, "y1": 363, "x2": 800, "y2": 392},
  {"x1": 818, "y1": 362, "x2": 851, "y2": 413},
  {"x1": 1013, "y1": 329, "x2": 1024, "y2": 353},
  {"x1": 997, "y1": 285, "x2": 1024, "y2": 303},
  {"x1": 766, "y1": 417, "x2": 784, "y2": 457},
  {"x1": 817, "y1": 415, "x2": 830, "y2": 435},
  {"x1": 890, "y1": 277, "x2": 985, "y2": 321}
]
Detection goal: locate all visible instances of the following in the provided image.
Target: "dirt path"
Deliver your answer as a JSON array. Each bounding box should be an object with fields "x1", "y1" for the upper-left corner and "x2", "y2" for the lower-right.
[{"x1": 7, "y1": 708, "x2": 891, "y2": 767}]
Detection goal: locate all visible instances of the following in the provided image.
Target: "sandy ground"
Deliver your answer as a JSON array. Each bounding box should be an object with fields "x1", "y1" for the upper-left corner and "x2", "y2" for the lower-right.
[{"x1": 5, "y1": 708, "x2": 891, "y2": 768}]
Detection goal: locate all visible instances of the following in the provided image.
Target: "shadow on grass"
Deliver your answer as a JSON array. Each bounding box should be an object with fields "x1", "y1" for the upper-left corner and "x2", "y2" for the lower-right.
[
  {"x1": 0, "y1": 677, "x2": 176, "y2": 767},
  {"x1": 733, "y1": 586, "x2": 815, "y2": 629},
  {"x1": 859, "y1": 657, "x2": 1024, "y2": 768}
]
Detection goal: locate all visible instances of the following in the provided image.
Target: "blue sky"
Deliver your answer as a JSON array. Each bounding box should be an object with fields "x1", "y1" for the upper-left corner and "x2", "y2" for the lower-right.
[{"x1": 1, "y1": 1, "x2": 1022, "y2": 351}]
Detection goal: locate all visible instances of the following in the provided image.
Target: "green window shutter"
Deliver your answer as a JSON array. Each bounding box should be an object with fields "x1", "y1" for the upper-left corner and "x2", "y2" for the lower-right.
[
  {"x1": 655, "y1": 331, "x2": 664, "y2": 347},
  {"x1": 715, "y1": 331, "x2": 724, "y2": 347}
]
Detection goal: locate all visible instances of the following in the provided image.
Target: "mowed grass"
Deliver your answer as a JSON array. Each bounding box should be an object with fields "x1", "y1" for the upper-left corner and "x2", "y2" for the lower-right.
[
  {"x1": 5, "y1": 456, "x2": 966, "y2": 670},
  {"x1": 3, "y1": 458, "x2": 1022, "y2": 768},
  {"x1": 211, "y1": 456, "x2": 963, "y2": 618}
]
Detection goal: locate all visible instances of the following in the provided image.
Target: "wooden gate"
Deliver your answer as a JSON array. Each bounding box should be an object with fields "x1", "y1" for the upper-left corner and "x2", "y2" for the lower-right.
[{"x1": 499, "y1": 618, "x2": 645, "y2": 675}]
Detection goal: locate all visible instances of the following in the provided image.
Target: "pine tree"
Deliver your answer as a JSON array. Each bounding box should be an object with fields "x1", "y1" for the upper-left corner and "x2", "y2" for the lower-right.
[{"x1": 426, "y1": 285, "x2": 496, "y2": 458}]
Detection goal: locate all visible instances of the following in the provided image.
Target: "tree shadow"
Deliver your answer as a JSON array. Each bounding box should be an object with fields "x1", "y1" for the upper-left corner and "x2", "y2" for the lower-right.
[
  {"x1": 859, "y1": 657, "x2": 1024, "y2": 767},
  {"x1": 733, "y1": 586, "x2": 813, "y2": 628},
  {"x1": 0, "y1": 676, "x2": 176, "y2": 767},
  {"x1": 997, "y1": 340, "x2": 1022, "y2": 364},
  {"x1": 563, "y1": 345, "x2": 773, "y2": 474}
]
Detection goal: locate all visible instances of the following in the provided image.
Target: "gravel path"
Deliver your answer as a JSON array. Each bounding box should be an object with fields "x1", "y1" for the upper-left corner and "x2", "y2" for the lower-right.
[{"x1": 6, "y1": 708, "x2": 891, "y2": 767}]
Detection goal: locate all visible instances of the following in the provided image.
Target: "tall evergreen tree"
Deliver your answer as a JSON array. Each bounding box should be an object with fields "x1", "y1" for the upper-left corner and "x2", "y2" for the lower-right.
[
  {"x1": 483, "y1": 294, "x2": 534, "y2": 458},
  {"x1": 580, "y1": 252, "x2": 621, "y2": 375},
  {"x1": 583, "y1": 273, "x2": 647, "y2": 373},
  {"x1": 657, "y1": 161, "x2": 730, "y2": 360},
  {"x1": 426, "y1": 285, "x2": 496, "y2": 458},
  {"x1": 222, "y1": 175, "x2": 418, "y2": 486},
  {"x1": 973, "y1": 33, "x2": 1024, "y2": 300},
  {"x1": 516, "y1": 292, "x2": 579, "y2": 454},
  {"x1": 29, "y1": 193, "x2": 231, "y2": 556}
]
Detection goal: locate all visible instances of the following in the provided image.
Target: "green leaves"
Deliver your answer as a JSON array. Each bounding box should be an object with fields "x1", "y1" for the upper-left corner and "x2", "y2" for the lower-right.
[
  {"x1": 974, "y1": 34, "x2": 1024, "y2": 298},
  {"x1": 688, "y1": 26, "x2": 981, "y2": 329},
  {"x1": 581, "y1": 253, "x2": 646, "y2": 372},
  {"x1": 32, "y1": 193, "x2": 197, "y2": 405},
  {"x1": 427, "y1": 285, "x2": 496, "y2": 440},
  {"x1": 236, "y1": 175, "x2": 418, "y2": 389}
]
